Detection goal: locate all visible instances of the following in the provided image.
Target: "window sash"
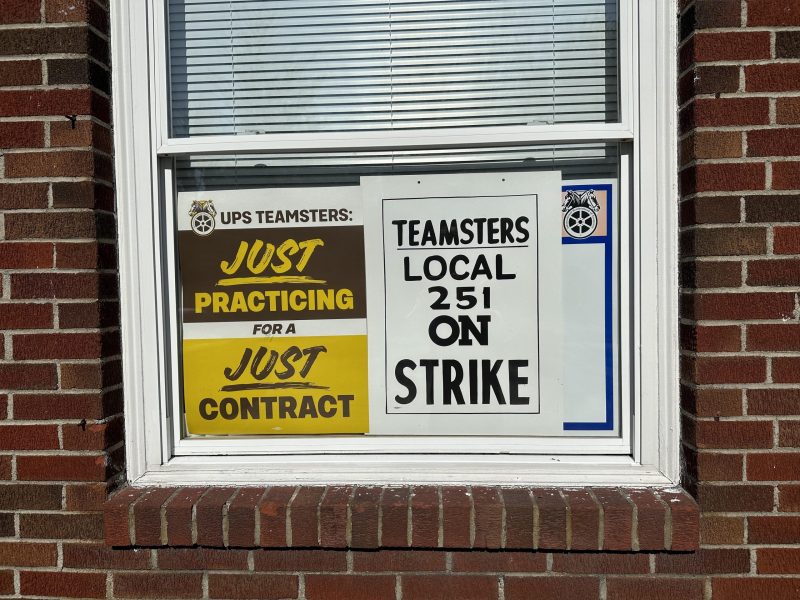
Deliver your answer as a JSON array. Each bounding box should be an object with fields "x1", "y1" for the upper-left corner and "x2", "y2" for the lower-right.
[{"x1": 109, "y1": 0, "x2": 678, "y2": 485}]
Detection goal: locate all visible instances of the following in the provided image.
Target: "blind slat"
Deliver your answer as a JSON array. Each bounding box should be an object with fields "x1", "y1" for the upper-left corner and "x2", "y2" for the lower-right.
[{"x1": 169, "y1": 0, "x2": 619, "y2": 136}]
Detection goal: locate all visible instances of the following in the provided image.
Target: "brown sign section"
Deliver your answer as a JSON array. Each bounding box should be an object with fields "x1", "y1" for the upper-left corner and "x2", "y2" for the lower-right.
[{"x1": 178, "y1": 226, "x2": 366, "y2": 323}]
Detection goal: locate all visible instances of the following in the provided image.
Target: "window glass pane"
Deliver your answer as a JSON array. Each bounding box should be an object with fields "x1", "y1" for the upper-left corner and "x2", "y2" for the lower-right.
[
  {"x1": 173, "y1": 146, "x2": 622, "y2": 438},
  {"x1": 168, "y1": 0, "x2": 620, "y2": 137}
]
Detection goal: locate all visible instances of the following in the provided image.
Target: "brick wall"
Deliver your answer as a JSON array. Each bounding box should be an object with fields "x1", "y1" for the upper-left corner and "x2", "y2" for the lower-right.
[{"x1": 0, "y1": 0, "x2": 799, "y2": 598}]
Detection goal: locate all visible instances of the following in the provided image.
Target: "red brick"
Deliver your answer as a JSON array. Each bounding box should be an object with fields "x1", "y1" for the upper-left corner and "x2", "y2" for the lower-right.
[
  {"x1": 0, "y1": 303, "x2": 53, "y2": 330},
  {"x1": 472, "y1": 486, "x2": 502, "y2": 549},
  {"x1": 779, "y1": 420, "x2": 800, "y2": 447},
  {"x1": 780, "y1": 485, "x2": 800, "y2": 512},
  {"x1": 713, "y1": 578, "x2": 800, "y2": 600},
  {"x1": 749, "y1": 129, "x2": 800, "y2": 157},
  {"x1": 777, "y1": 98, "x2": 800, "y2": 124},
  {"x1": 749, "y1": 323, "x2": 800, "y2": 350},
  {"x1": 319, "y1": 486, "x2": 352, "y2": 548},
  {"x1": 695, "y1": 420, "x2": 772, "y2": 449},
  {"x1": 195, "y1": 487, "x2": 235, "y2": 547},
  {"x1": 747, "y1": 195, "x2": 800, "y2": 223},
  {"x1": 259, "y1": 486, "x2": 295, "y2": 547},
  {"x1": 0, "y1": 542, "x2": 57, "y2": 567},
  {"x1": 505, "y1": 577, "x2": 599, "y2": 600},
  {"x1": 656, "y1": 548, "x2": 749, "y2": 574},
  {"x1": 698, "y1": 484, "x2": 774, "y2": 512},
  {"x1": 53, "y1": 181, "x2": 114, "y2": 210},
  {"x1": 682, "y1": 324, "x2": 740, "y2": 352},
  {"x1": 749, "y1": 259, "x2": 800, "y2": 286},
  {"x1": 164, "y1": 488, "x2": 205, "y2": 546},
  {"x1": 0, "y1": 0, "x2": 40, "y2": 23},
  {"x1": 227, "y1": 487, "x2": 265, "y2": 548},
  {"x1": 0, "y1": 183, "x2": 48, "y2": 209},
  {"x1": 66, "y1": 482, "x2": 109, "y2": 511},
  {"x1": 553, "y1": 553, "x2": 648, "y2": 574},
  {"x1": 134, "y1": 487, "x2": 177, "y2": 546},
  {"x1": 0, "y1": 363, "x2": 56, "y2": 390},
  {"x1": 775, "y1": 226, "x2": 800, "y2": 254},
  {"x1": 59, "y1": 301, "x2": 119, "y2": 329},
  {"x1": 4, "y1": 150, "x2": 96, "y2": 178},
  {"x1": 354, "y1": 549, "x2": 447, "y2": 572},
  {"x1": 20, "y1": 512, "x2": 103, "y2": 540},
  {"x1": 253, "y1": 549, "x2": 347, "y2": 572},
  {"x1": 774, "y1": 357, "x2": 800, "y2": 383},
  {"x1": 208, "y1": 574, "x2": 298, "y2": 600},
  {"x1": 774, "y1": 162, "x2": 800, "y2": 190},
  {"x1": 0, "y1": 484, "x2": 61, "y2": 510},
  {"x1": 590, "y1": 489, "x2": 633, "y2": 551},
  {"x1": 0, "y1": 122, "x2": 44, "y2": 148},
  {"x1": 20, "y1": 571, "x2": 106, "y2": 599},
  {"x1": 687, "y1": 98, "x2": 770, "y2": 127},
  {"x1": 748, "y1": 0, "x2": 800, "y2": 25},
  {"x1": 0, "y1": 60, "x2": 40, "y2": 86},
  {"x1": 680, "y1": 197, "x2": 741, "y2": 226},
  {"x1": 750, "y1": 516, "x2": 800, "y2": 543},
  {"x1": 289, "y1": 486, "x2": 324, "y2": 547},
  {"x1": 441, "y1": 486, "x2": 471, "y2": 548},
  {"x1": 682, "y1": 163, "x2": 765, "y2": 194},
  {"x1": 114, "y1": 573, "x2": 204, "y2": 599},
  {"x1": 451, "y1": 550, "x2": 543, "y2": 573},
  {"x1": 63, "y1": 542, "x2": 151, "y2": 570},
  {"x1": 13, "y1": 392, "x2": 112, "y2": 420},
  {"x1": 403, "y1": 575, "x2": 498, "y2": 600},
  {"x1": 607, "y1": 578, "x2": 703, "y2": 600},
  {"x1": 701, "y1": 515, "x2": 744, "y2": 545},
  {"x1": 62, "y1": 418, "x2": 123, "y2": 451},
  {"x1": 57, "y1": 241, "x2": 116, "y2": 269},
  {"x1": 410, "y1": 486, "x2": 439, "y2": 548},
  {"x1": 682, "y1": 131, "x2": 742, "y2": 163},
  {"x1": 5, "y1": 211, "x2": 108, "y2": 241},
  {"x1": 13, "y1": 332, "x2": 104, "y2": 360},
  {"x1": 533, "y1": 488, "x2": 566, "y2": 549},
  {"x1": 758, "y1": 548, "x2": 800, "y2": 574},
  {"x1": 500, "y1": 487, "x2": 533, "y2": 549},
  {"x1": 749, "y1": 454, "x2": 800, "y2": 481},
  {"x1": 11, "y1": 272, "x2": 116, "y2": 300},
  {"x1": 696, "y1": 452, "x2": 743, "y2": 481},
  {"x1": 661, "y1": 490, "x2": 699, "y2": 551},
  {"x1": 627, "y1": 489, "x2": 666, "y2": 550},
  {"x1": 306, "y1": 575, "x2": 395, "y2": 600},
  {"x1": 380, "y1": 486, "x2": 409, "y2": 548},
  {"x1": 681, "y1": 227, "x2": 766, "y2": 256},
  {"x1": 17, "y1": 454, "x2": 106, "y2": 482},
  {"x1": 749, "y1": 388, "x2": 800, "y2": 415},
  {"x1": 158, "y1": 548, "x2": 249, "y2": 570},
  {"x1": 684, "y1": 356, "x2": 766, "y2": 384},
  {"x1": 682, "y1": 260, "x2": 744, "y2": 291},
  {"x1": 0, "y1": 571, "x2": 12, "y2": 595},
  {"x1": 0, "y1": 242, "x2": 52, "y2": 268},
  {"x1": 104, "y1": 487, "x2": 145, "y2": 546},
  {"x1": 747, "y1": 64, "x2": 800, "y2": 92},
  {"x1": 0, "y1": 424, "x2": 58, "y2": 450},
  {"x1": 563, "y1": 489, "x2": 599, "y2": 550},
  {"x1": 350, "y1": 486, "x2": 381, "y2": 549},
  {"x1": 694, "y1": 31, "x2": 771, "y2": 62},
  {"x1": 0, "y1": 89, "x2": 99, "y2": 118}
]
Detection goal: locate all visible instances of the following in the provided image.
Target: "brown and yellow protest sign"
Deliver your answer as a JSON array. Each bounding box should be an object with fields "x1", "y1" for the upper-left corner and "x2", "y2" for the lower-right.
[{"x1": 176, "y1": 188, "x2": 368, "y2": 435}]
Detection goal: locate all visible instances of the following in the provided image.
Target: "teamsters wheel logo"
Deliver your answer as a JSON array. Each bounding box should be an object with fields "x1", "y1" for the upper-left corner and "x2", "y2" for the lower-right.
[
  {"x1": 562, "y1": 189, "x2": 601, "y2": 239},
  {"x1": 188, "y1": 200, "x2": 217, "y2": 236}
]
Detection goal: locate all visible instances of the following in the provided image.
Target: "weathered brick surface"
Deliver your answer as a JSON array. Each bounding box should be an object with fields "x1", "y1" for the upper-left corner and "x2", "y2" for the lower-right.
[{"x1": 0, "y1": 0, "x2": 796, "y2": 598}]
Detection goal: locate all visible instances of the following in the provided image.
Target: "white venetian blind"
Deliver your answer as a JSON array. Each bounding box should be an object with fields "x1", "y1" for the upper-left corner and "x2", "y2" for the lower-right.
[{"x1": 168, "y1": 0, "x2": 619, "y2": 137}]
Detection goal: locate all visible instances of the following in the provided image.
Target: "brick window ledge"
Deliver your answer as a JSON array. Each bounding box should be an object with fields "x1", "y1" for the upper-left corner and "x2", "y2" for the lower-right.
[{"x1": 104, "y1": 486, "x2": 698, "y2": 552}]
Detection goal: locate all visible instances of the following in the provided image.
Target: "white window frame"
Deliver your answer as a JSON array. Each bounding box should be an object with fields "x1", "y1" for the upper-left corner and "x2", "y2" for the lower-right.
[{"x1": 111, "y1": 0, "x2": 679, "y2": 486}]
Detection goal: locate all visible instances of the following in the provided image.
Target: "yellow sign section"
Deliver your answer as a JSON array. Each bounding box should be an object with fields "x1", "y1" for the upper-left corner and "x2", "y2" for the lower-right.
[{"x1": 183, "y1": 335, "x2": 368, "y2": 435}]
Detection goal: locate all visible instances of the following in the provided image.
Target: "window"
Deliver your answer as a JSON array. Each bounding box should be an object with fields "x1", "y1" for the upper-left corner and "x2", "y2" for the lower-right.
[{"x1": 111, "y1": 0, "x2": 678, "y2": 485}]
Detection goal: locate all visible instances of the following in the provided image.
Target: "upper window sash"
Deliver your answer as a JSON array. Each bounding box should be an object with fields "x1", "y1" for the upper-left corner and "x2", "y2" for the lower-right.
[{"x1": 151, "y1": 0, "x2": 637, "y2": 154}]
